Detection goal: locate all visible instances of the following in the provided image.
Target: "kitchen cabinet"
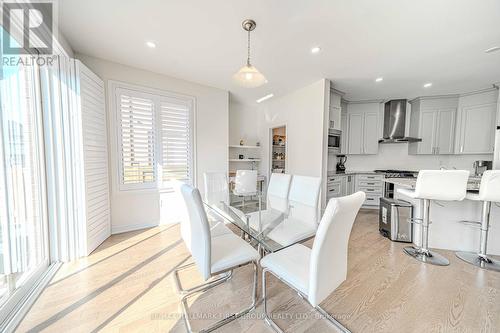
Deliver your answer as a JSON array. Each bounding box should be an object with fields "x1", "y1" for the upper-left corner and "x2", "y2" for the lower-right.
[
  {"x1": 354, "y1": 174, "x2": 384, "y2": 207},
  {"x1": 409, "y1": 106, "x2": 456, "y2": 155},
  {"x1": 329, "y1": 90, "x2": 342, "y2": 130},
  {"x1": 347, "y1": 110, "x2": 379, "y2": 155},
  {"x1": 456, "y1": 102, "x2": 497, "y2": 154},
  {"x1": 326, "y1": 174, "x2": 355, "y2": 200}
]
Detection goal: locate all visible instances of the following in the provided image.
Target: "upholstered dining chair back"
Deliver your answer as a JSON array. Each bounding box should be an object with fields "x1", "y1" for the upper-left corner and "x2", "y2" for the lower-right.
[
  {"x1": 308, "y1": 191, "x2": 365, "y2": 307},
  {"x1": 234, "y1": 170, "x2": 258, "y2": 195},
  {"x1": 203, "y1": 172, "x2": 230, "y2": 205},
  {"x1": 180, "y1": 184, "x2": 212, "y2": 280}
]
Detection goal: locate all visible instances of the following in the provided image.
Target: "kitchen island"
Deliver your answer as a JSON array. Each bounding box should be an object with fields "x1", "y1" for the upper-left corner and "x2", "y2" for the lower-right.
[{"x1": 385, "y1": 178, "x2": 500, "y2": 255}]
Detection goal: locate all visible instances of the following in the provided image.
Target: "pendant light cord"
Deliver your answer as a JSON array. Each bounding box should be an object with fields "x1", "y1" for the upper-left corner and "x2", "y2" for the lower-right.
[{"x1": 247, "y1": 29, "x2": 251, "y2": 66}]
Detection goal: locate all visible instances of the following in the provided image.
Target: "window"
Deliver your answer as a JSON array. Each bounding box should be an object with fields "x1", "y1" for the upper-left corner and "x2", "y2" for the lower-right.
[
  {"x1": 114, "y1": 86, "x2": 195, "y2": 190},
  {"x1": 0, "y1": 59, "x2": 49, "y2": 320},
  {"x1": 159, "y1": 99, "x2": 193, "y2": 184},
  {"x1": 117, "y1": 91, "x2": 155, "y2": 186}
]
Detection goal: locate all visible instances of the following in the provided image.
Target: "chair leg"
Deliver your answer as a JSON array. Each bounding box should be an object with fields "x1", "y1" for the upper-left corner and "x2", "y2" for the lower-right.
[
  {"x1": 456, "y1": 202, "x2": 500, "y2": 272},
  {"x1": 180, "y1": 261, "x2": 258, "y2": 333},
  {"x1": 262, "y1": 268, "x2": 351, "y2": 333},
  {"x1": 403, "y1": 199, "x2": 449, "y2": 266},
  {"x1": 173, "y1": 262, "x2": 233, "y2": 296}
]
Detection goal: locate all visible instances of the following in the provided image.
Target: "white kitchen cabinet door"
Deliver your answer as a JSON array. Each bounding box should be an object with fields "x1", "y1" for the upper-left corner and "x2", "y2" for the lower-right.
[
  {"x1": 435, "y1": 108, "x2": 456, "y2": 154},
  {"x1": 330, "y1": 106, "x2": 341, "y2": 130},
  {"x1": 418, "y1": 110, "x2": 437, "y2": 154},
  {"x1": 458, "y1": 103, "x2": 496, "y2": 154},
  {"x1": 347, "y1": 113, "x2": 364, "y2": 154},
  {"x1": 340, "y1": 112, "x2": 348, "y2": 154},
  {"x1": 363, "y1": 112, "x2": 379, "y2": 154}
]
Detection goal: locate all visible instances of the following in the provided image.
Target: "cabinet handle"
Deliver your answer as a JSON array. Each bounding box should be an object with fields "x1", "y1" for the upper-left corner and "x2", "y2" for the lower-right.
[
  {"x1": 367, "y1": 182, "x2": 375, "y2": 185},
  {"x1": 460, "y1": 145, "x2": 464, "y2": 153}
]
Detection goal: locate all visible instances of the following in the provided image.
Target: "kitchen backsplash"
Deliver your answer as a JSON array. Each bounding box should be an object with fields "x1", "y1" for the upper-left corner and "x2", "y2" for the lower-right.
[{"x1": 329, "y1": 143, "x2": 493, "y2": 172}]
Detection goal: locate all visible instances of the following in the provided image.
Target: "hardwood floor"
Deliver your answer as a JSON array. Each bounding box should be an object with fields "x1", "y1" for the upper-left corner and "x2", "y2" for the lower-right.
[{"x1": 17, "y1": 210, "x2": 500, "y2": 332}]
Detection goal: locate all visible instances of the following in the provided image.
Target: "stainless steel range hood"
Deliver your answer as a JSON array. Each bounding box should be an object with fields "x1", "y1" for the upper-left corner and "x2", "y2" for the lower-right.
[{"x1": 378, "y1": 99, "x2": 422, "y2": 143}]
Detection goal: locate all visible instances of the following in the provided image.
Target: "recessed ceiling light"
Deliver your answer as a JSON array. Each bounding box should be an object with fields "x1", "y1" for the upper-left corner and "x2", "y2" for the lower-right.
[
  {"x1": 375, "y1": 77, "x2": 383, "y2": 82},
  {"x1": 423, "y1": 82, "x2": 433, "y2": 88},
  {"x1": 256, "y1": 93, "x2": 274, "y2": 103},
  {"x1": 146, "y1": 41, "x2": 156, "y2": 48},
  {"x1": 485, "y1": 46, "x2": 500, "y2": 53},
  {"x1": 311, "y1": 46, "x2": 321, "y2": 54}
]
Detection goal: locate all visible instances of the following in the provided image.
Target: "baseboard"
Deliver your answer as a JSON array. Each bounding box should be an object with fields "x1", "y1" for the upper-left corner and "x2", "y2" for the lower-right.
[
  {"x1": 1, "y1": 263, "x2": 62, "y2": 333},
  {"x1": 86, "y1": 229, "x2": 111, "y2": 255},
  {"x1": 111, "y1": 222, "x2": 160, "y2": 234}
]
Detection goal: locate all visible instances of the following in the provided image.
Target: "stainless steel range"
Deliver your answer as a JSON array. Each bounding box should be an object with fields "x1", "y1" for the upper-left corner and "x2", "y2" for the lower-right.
[{"x1": 374, "y1": 169, "x2": 418, "y2": 198}]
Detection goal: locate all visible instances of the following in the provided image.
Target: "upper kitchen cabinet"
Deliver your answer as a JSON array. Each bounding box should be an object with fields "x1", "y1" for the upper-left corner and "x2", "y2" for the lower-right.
[
  {"x1": 346, "y1": 102, "x2": 381, "y2": 155},
  {"x1": 329, "y1": 89, "x2": 343, "y2": 130},
  {"x1": 454, "y1": 89, "x2": 498, "y2": 154},
  {"x1": 408, "y1": 96, "x2": 458, "y2": 155}
]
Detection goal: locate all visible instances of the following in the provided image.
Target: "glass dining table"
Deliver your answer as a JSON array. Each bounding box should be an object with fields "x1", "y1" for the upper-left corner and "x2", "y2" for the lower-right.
[{"x1": 204, "y1": 196, "x2": 318, "y2": 253}]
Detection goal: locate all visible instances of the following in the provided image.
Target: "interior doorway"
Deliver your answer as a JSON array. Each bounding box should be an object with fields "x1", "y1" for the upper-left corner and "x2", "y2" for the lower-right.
[{"x1": 270, "y1": 126, "x2": 287, "y2": 176}]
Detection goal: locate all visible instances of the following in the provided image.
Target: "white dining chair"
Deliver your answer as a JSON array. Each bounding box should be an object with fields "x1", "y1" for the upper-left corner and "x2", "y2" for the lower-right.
[
  {"x1": 288, "y1": 175, "x2": 322, "y2": 224},
  {"x1": 234, "y1": 169, "x2": 258, "y2": 208},
  {"x1": 261, "y1": 191, "x2": 365, "y2": 333},
  {"x1": 174, "y1": 184, "x2": 260, "y2": 332},
  {"x1": 265, "y1": 175, "x2": 321, "y2": 247},
  {"x1": 247, "y1": 173, "x2": 292, "y2": 231},
  {"x1": 203, "y1": 172, "x2": 230, "y2": 205}
]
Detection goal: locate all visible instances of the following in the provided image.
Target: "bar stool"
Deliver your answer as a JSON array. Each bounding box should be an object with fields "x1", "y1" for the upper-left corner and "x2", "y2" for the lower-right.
[
  {"x1": 456, "y1": 170, "x2": 500, "y2": 272},
  {"x1": 397, "y1": 170, "x2": 469, "y2": 266}
]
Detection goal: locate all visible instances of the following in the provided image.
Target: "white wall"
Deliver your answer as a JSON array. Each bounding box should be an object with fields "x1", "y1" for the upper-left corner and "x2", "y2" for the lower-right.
[
  {"x1": 76, "y1": 54, "x2": 229, "y2": 233},
  {"x1": 255, "y1": 79, "x2": 329, "y2": 206},
  {"x1": 229, "y1": 100, "x2": 259, "y2": 146}
]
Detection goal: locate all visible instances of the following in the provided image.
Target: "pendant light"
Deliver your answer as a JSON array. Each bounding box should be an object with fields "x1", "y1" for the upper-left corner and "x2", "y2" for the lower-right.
[{"x1": 233, "y1": 19, "x2": 267, "y2": 88}]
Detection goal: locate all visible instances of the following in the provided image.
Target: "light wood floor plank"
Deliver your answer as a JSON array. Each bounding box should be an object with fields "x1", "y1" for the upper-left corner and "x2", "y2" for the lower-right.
[{"x1": 17, "y1": 210, "x2": 500, "y2": 332}]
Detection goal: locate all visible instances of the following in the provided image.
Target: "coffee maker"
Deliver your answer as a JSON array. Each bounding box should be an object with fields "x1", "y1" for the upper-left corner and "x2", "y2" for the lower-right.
[{"x1": 336, "y1": 155, "x2": 347, "y2": 173}]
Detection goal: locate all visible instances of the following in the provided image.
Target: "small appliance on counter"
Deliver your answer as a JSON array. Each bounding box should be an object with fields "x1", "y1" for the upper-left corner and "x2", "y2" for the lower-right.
[
  {"x1": 336, "y1": 155, "x2": 347, "y2": 173},
  {"x1": 379, "y1": 198, "x2": 413, "y2": 243},
  {"x1": 473, "y1": 160, "x2": 492, "y2": 176}
]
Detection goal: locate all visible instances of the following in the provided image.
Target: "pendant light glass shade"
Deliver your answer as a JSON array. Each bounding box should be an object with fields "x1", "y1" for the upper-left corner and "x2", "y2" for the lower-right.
[{"x1": 233, "y1": 64, "x2": 267, "y2": 88}]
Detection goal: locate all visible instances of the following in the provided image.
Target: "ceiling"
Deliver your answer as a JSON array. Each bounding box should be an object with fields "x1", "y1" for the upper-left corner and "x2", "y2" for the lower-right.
[{"x1": 58, "y1": 0, "x2": 500, "y2": 104}]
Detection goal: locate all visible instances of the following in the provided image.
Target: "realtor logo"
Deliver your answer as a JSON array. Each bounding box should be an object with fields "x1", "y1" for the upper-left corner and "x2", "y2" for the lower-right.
[{"x1": 2, "y1": 2, "x2": 53, "y2": 54}]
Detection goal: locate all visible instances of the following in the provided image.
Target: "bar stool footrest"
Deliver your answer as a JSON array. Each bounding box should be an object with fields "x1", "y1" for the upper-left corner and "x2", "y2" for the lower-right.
[{"x1": 458, "y1": 220, "x2": 481, "y2": 228}]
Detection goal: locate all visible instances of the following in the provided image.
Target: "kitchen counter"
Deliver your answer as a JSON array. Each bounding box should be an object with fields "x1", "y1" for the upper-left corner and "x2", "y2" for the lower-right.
[
  {"x1": 384, "y1": 177, "x2": 481, "y2": 191},
  {"x1": 327, "y1": 170, "x2": 377, "y2": 176},
  {"x1": 391, "y1": 180, "x2": 500, "y2": 255}
]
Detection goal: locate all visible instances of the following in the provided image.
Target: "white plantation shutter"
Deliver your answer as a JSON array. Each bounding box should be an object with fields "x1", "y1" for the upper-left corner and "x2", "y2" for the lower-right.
[
  {"x1": 117, "y1": 90, "x2": 156, "y2": 188},
  {"x1": 160, "y1": 100, "x2": 193, "y2": 184},
  {"x1": 115, "y1": 85, "x2": 195, "y2": 191}
]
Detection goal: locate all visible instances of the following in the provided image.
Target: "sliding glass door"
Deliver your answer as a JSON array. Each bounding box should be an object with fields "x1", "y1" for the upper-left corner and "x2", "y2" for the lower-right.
[{"x1": 0, "y1": 59, "x2": 50, "y2": 319}]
